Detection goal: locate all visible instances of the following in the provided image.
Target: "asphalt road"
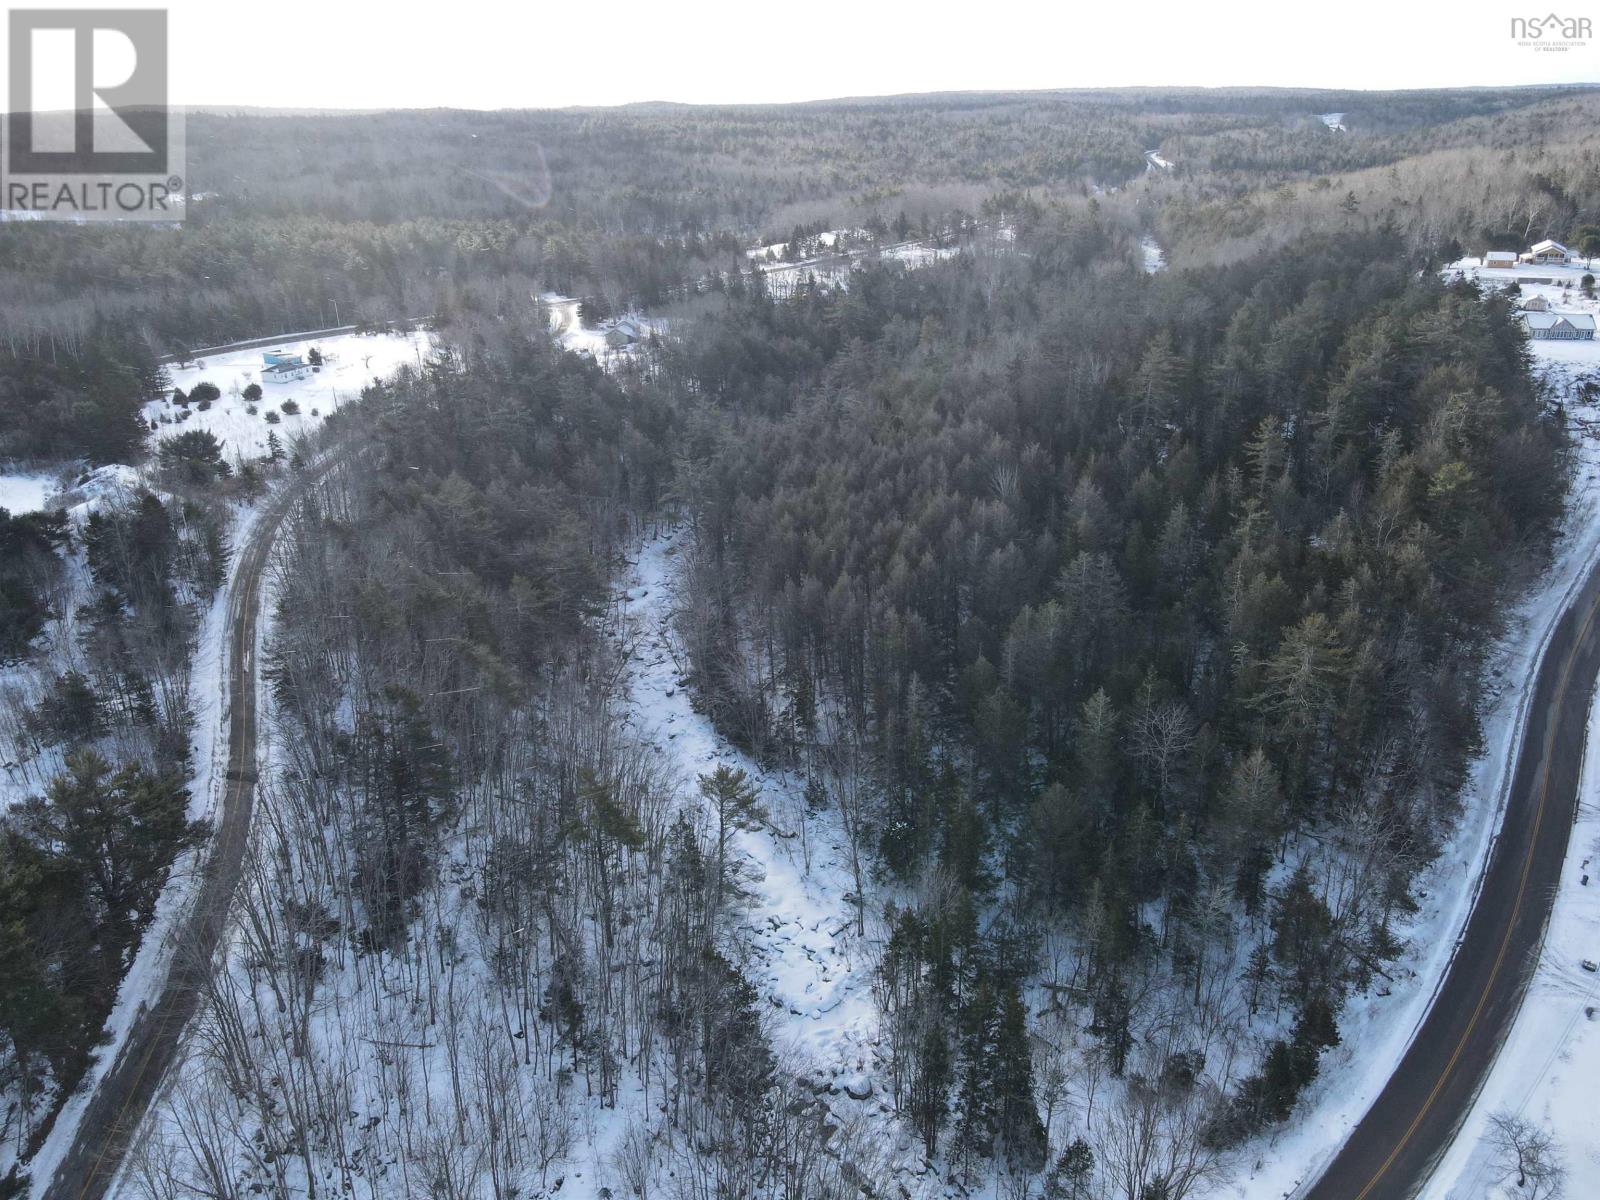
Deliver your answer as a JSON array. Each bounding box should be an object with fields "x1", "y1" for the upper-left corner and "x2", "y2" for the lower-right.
[
  {"x1": 39, "y1": 460, "x2": 336, "y2": 1200},
  {"x1": 1304, "y1": 560, "x2": 1600, "y2": 1200}
]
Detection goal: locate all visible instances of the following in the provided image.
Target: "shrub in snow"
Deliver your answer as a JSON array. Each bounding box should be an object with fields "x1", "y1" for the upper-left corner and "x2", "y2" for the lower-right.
[
  {"x1": 189, "y1": 381, "x2": 221, "y2": 404},
  {"x1": 264, "y1": 410, "x2": 281, "y2": 424},
  {"x1": 281, "y1": 399, "x2": 300, "y2": 415},
  {"x1": 243, "y1": 382, "x2": 263, "y2": 402}
]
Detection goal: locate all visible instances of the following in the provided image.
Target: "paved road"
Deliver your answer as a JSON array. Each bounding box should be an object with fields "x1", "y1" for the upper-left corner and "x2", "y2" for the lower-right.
[
  {"x1": 40, "y1": 460, "x2": 337, "y2": 1200},
  {"x1": 1304, "y1": 559, "x2": 1600, "y2": 1200}
]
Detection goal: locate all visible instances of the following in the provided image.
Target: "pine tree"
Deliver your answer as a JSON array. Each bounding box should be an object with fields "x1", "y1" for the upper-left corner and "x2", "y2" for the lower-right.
[
  {"x1": 953, "y1": 982, "x2": 999, "y2": 1175},
  {"x1": 993, "y1": 983, "x2": 1047, "y2": 1171},
  {"x1": 910, "y1": 1010, "x2": 951, "y2": 1155},
  {"x1": 697, "y1": 764, "x2": 764, "y2": 908},
  {"x1": 1044, "y1": 1138, "x2": 1095, "y2": 1200}
]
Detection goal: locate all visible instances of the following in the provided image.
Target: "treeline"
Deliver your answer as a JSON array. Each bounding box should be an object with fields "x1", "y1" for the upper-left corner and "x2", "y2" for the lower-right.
[
  {"x1": 4, "y1": 86, "x2": 1592, "y2": 359},
  {"x1": 0, "y1": 331, "x2": 166, "y2": 463},
  {"x1": 1156, "y1": 95, "x2": 1600, "y2": 267},
  {"x1": 667, "y1": 223, "x2": 1562, "y2": 1181}
]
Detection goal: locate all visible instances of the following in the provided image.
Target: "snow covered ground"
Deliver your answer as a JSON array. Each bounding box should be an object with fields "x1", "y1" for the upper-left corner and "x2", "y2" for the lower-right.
[
  {"x1": 747, "y1": 230, "x2": 861, "y2": 261},
  {"x1": 0, "y1": 471, "x2": 62, "y2": 514},
  {"x1": 5, "y1": 334, "x2": 429, "y2": 1192},
  {"x1": 1319, "y1": 113, "x2": 1347, "y2": 133},
  {"x1": 1225, "y1": 264, "x2": 1600, "y2": 1200},
  {"x1": 1146, "y1": 150, "x2": 1175, "y2": 171},
  {"x1": 1141, "y1": 236, "x2": 1167, "y2": 274},
  {"x1": 20, "y1": 514, "x2": 259, "y2": 1191},
  {"x1": 541, "y1": 294, "x2": 661, "y2": 365},
  {"x1": 756, "y1": 236, "x2": 961, "y2": 298},
  {"x1": 613, "y1": 530, "x2": 946, "y2": 1197},
  {"x1": 150, "y1": 328, "x2": 432, "y2": 464}
]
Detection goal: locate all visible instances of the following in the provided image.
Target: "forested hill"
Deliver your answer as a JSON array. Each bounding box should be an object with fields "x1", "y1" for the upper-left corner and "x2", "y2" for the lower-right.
[
  {"x1": 2, "y1": 85, "x2": 1595, "y2": 368},
  {"x1": 55, "y1": 216, "x2": 1571, "y2": 1200},
  {"x1": 671, "y1": 225, "x2": 1563, "y2": 1148}
]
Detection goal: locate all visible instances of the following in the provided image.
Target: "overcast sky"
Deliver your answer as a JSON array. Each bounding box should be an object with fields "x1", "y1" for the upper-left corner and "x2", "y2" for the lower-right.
[{"x1": 11, "y1": 0, "x2": 1600, "y2": 109}]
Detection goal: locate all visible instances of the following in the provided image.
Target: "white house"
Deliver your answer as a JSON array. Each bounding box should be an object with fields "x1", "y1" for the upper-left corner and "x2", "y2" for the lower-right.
[
  {"x1": 1521, "y1": 311, "x2": 1596, "y2": 340},
  {"x1": 605, "y1": 318, "x2": 646, "y2": 348},
  {"x1": 1522, "y1": 239, "x2": 1573, "y2": 266},
  {"x1": 1483, "y1": 251, "x2": 1518, "y2": 270},
  {"x1": 263, "y1": 361, "x2": 313, "y2": 383}
]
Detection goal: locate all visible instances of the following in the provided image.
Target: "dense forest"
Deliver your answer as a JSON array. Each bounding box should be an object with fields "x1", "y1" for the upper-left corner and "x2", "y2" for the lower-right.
[
  {"x1": 66, "y1": 210, "x2": 1560, "y2": 1200},
  {"x1": 669, "y1": 223, "x2": 1564, "y2": 1169},
  {"x1": 1, "y1": 83, "x2": 1593, "y2": 1200}
]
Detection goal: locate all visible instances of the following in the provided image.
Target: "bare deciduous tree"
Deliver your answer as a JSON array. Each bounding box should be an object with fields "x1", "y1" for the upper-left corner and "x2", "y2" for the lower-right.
[{"x1": 1486, "y1": 1111, "x2": 1566, "y2": 1200}]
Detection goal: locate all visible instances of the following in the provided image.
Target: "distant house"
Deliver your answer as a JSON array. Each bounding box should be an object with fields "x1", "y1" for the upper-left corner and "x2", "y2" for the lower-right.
[
  {"x1": 1521, "y1": 311, "x2": 1596, "y2": 340},
  {"x1": 604, "y1": 318, "x2": 645, "y2": 349},
  {"x1": 1522, "y1": 295, "x2": 1551, "y2": 312},
  {"x1": 1522, "y1": 240, "x2": 1573, "y2": 266},
  {"x1": 1483, "y1": 251, "x2": 1518, "y2": 270},
  {"x1": 263, "y1": 360, "x2": 313, "y2": 383},
  {"x1": 263, "y1": 348, "x2": 304, "y2": 367}
]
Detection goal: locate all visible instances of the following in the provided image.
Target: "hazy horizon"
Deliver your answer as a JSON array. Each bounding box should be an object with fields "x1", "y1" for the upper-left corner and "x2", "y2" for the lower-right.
[{"x1": 7, "y1": 0, "x2": 1598, "y2": 110}]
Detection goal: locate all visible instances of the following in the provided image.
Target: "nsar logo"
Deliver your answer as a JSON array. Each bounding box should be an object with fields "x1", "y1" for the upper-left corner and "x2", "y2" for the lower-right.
[{"x1": 1510, "y1": 12, "x2": 1592, "y2": 49}]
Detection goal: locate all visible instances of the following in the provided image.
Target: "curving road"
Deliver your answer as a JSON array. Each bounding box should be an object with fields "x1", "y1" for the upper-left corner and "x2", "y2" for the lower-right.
[
  {"x1": 1304, "y1": 558, "x2": 1600, "y2": 1199},
  {"x1": 39, "y1": 459, "x2": 337, "y2": 1200}
]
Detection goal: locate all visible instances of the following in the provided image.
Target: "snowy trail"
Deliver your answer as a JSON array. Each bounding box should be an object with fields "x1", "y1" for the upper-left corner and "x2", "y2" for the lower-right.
[{"x1": 615, "y1": 527, "x2": 946, "y2": 1194}]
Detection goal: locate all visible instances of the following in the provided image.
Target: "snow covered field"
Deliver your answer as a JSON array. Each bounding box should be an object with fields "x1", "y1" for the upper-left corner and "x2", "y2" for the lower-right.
[
  {"x1": 1225, "y1": 263, "x2": 1600, "y2": 1200},
  {"x1": 150, "y1": 328, "x2": 432, "y2": 463}
]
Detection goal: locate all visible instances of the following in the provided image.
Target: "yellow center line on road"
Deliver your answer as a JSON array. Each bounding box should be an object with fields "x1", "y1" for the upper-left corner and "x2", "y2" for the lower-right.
[{"x1": 1352, "y1": 582, "x2": 1600, "y2": 1200}]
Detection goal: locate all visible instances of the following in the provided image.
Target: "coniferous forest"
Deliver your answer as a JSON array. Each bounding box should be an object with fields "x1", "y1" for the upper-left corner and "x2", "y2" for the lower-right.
[{"x1": 0, "y1": 83, "x2": 1594, "y2": 1200}]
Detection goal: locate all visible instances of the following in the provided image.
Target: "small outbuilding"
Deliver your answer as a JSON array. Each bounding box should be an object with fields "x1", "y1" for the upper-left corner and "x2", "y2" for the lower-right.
[
  {"x1": 1483, "y1": 251, "x2": 1518, "y2": 270},
  {"x1": 1522, "y1": 295, "x2": 1552, "y2": 312}
]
